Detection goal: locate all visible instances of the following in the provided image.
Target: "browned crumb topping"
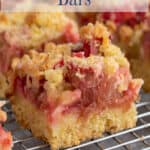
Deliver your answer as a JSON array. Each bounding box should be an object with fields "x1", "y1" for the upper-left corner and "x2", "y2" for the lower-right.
[
  {"x1": 0, "y1": 12, "x2": 79, "y2": 49},
  {"x1": 44, "y1": 42, "x2": 72, "y2": 56},
  {"x1": 80, "y1": 22, "x2": 110, "y2": 46},
  {"x1": 12, "y1": 23, "x2": 130, "y2": 78}
]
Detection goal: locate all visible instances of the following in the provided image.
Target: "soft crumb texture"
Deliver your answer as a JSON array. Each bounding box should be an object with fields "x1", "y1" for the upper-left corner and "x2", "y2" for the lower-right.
[
  {"x1": 0, "y1": 102, "x2": 13, "y2": 150},
  {"x1": 12, "y1": 94, "x2": 137, "y2": 150}
]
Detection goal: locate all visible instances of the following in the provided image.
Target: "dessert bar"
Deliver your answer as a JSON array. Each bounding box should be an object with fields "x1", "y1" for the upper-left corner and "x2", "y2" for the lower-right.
[
  {"x1": 10, "y1": 23, "x2": 143, "y2": 150},
  {"x1": 0, "y1": 12, "x2": 79, "y2": 98}
]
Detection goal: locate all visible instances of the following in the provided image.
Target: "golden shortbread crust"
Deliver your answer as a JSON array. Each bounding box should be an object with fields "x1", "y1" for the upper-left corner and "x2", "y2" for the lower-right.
[{"x1": 11, "y1": 94, "x2": 137, "y2": 150}]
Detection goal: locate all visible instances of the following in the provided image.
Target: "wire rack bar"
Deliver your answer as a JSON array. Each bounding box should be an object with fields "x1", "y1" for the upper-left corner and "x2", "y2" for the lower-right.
[
  {"x1": 105, "y1": 135, "x2": 150, "y2": 150},
  {"x1": 1, "y1": 99, "x2": 150, "y2": 150},
  {"x1": 143, "y1": 148, "x2": 150, "y2": 150},
  {"x1": 137, "y1": 112, "x2": 150, "y2": 119},
  {"x1": 13, "y1": 137, "x2": 36, "y2": 144},
  {"x1": 66, "y1": 124, "x2": 150, "y2": 150},
  {"x1": 26, "y1": 145, "x2": 49, "y2": 150},
  {"x1": 136, "y1": 102, "x2": 150, "y2": 108}
]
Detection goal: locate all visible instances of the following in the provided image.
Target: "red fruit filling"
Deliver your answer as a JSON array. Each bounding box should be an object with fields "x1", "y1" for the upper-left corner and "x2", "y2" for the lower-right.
[
  {"x1": 14, "y1": 76, "x2": 81, "y2": 124},
  {"x1": 75, "y1": 38, "x2": 103, "y2": 57},
  {"x1": 71, "y1": 37, "x2": 104, "y2": 58},
  {"x1": 72, "y1": 52, "x2": 85, "y2": 58},
  {"x1": 53, "y1": 59, "x2": 64, "y2": 69},
  {"x1": 83, "y1": 39, "x2": 99, "y2": 57},
  {"x1": 65, "y1": 63, "x2": 140, "y2": 113},
  {"x1": 14, "y1": 60, "x2": 141, "y2": 124}
]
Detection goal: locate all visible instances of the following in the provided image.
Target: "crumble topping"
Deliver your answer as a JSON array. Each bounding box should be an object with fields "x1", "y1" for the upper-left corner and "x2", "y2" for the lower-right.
[
  {"x1": 0, "y1": 12, "x2": 79, "y2": 50},
  {"x1": 26, "y1": 12, "x2": 76, "y2": 32},
  {"x1": 0, "y1": 12, "x2": 79, "y2": 75},
  {"x1": 11, "y1": 23, "x2": 143, "y2": 123},
  {"x1": 79, "y1": 23, "x2": 129, "y2": 70},
  {"x1": 12, "y1": 50, "x2": 64, "y2": 77},
  {"x1": 99, "y1": 44, "x2": 129, "y2": 68},
  {"x1": 66, "y1": 55, "x2": 103, "y2": 71},
  {"x1": 0, "y1": 13, "x2": 26, "y2": 28},
  {"x1": 44, "y1": 42, "x2": 72, "y2": 56},
  {"x1": 45, "y1": 69, "x2": 63, "y2": 90},
  {"x1": 11, "y1": 23, "x2": 138, "y2": 90},
  {"x1": 80, "y1": 22, "x2": 110, "y2": 46}
]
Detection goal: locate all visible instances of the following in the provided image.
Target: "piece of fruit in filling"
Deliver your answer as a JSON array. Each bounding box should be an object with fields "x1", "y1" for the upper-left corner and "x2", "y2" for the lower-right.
[
  {"x1": 11, "y1": 23, "x2": 143, "y2": 126},
  {"x1": 0, "y1": 102, "x2": 12, "y2": 150}
]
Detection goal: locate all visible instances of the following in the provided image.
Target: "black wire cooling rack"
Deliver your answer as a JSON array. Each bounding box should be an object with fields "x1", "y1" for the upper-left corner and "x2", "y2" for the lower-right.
[{"x1": 1, "y1": 93, "x2": 150, "y2": 150}]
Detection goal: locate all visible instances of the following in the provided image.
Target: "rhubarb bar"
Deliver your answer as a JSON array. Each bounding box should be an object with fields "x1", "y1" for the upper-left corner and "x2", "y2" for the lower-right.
[
  {"x1": 110, "y1": 12, "x2": 150, "y2": 91},
  {"x1": 98, "y1": 11, "x2": 150, "y2": 92},
  {"x1": 99, "y1": 11, "x2": 149, "y2": 58},
  {"x1": 10, "y1": 23, "x2": 143, "y2": 150},
  {"x1": 77, "y1": 11, "x2": 150, "y2": 92},
  {"x1": 0, "y1": 12, "x2": 79, "y2": 98},
  {"x1": 0, "y1": 102, "x2": 12, "y2": 150},
  {"x1": 69, "y1": 11, "x2": 148, "y2": 58}
]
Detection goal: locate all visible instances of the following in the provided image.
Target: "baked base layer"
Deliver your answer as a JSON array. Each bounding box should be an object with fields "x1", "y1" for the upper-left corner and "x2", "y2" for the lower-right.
[
  {"x1": 11, "y1": 94, "x2": 137, "y2": 150},
  {"x1": 131, "y1": 59, "x2": 150, "y2": 92}
]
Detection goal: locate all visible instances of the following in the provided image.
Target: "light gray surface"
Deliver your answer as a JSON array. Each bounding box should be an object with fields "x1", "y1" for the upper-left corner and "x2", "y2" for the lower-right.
[{"x1": 1, "y1": 93, "x2": 150, "y2": 150}]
